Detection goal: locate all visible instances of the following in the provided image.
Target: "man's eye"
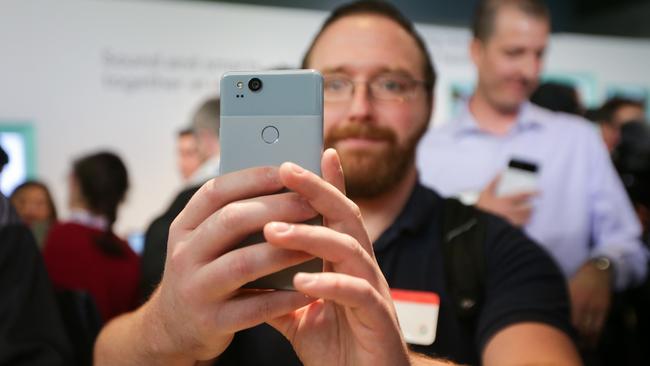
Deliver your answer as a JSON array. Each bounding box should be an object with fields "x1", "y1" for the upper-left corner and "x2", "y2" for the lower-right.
[
  {"x1": 325, "y1": 79, "x2": 348, "y2": 91},
  {"x1": 505, "y1": 49, "x2": 523, "y2": 57},
  {"x1": 379, "y1": 79, "x2": 407, "y2": 92}
]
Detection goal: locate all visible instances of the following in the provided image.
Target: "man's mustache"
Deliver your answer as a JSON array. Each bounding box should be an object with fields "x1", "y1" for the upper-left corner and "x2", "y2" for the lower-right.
[{"x1": 325, "y1": 123, "x2": 397, "y2": 146}]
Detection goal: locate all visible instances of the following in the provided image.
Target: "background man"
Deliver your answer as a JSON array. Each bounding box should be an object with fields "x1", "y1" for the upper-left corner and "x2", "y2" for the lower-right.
[
  {"x1": 140, "y1": 98, "x2": 221, "y2": 301},
  {"x1": 176, "y1": 128, "x2": 202, "y2": 183},
  {"x1": 417, "y1": 0, "x2": 647, "y2": 349},
  {"x1": 597, "y1": 97, "x2": 646, "y2": 153},
  {"x1": 186, "y1": 98, "x2": 221, "y2": 186}
]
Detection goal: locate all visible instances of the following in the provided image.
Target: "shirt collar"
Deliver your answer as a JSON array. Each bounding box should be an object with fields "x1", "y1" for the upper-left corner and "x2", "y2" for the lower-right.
[
  {"x1": 189, "y1": 155, "x2": 220, "y2": 185},
  {"x1": 373, "y1": 181, "x2": 441, "y2": 252},
  {"x1": 69, "y1": 209, "x2": 109, "y2": 231},
  {"x1": 452, "y1": 100, "x2": 544, "y2": 136}
]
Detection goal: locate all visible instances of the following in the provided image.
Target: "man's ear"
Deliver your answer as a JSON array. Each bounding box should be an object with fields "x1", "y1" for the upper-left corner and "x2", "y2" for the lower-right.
[
  {"x1": 469, "y1": 38, "x2": 483, "y2": 67},
  {"x1": 428, "y1": 92, "x2": 435, "y2": 124}
]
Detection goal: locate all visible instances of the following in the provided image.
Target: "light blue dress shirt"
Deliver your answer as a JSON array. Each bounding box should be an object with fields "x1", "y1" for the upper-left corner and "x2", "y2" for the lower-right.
[{"x1": 417, "y1": 101, "x2": 647, "y2": 290}]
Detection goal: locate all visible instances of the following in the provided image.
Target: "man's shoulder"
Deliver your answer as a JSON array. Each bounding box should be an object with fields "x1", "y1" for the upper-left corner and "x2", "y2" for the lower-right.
[
  {"x1": 529, "y1": 103, "x2": 599, "y2": 138},
  {"x1": 422, "y1": 121, "x2": 459, "y2": 141},
  {"x1": 162, "y1": 184, "x2": 202, "y2": 220},
  {"x1": 439, "y1": 202, "x2": 554, "y2": 271},
  {"x1": 468, "y1": 208, "x2": 573, "y2": 349},
  {"x1": 415, "y1": 182, "x2": 443, "y2": 198},
  {"x1": 430, "y1": 195, "x2": 516, "y2": 257},
  {"x1": 145, "y1": 184, "x2": 201, "y2": 242},
  {"x1": 415, "y1": 124, "x2": 462, "y2": 168},
  {"x1": 476, "y1": 208, "x2": 567, "y2": 301},
  {"x1": 480, "y1": 209, "x2": 539, "y2": 254}
]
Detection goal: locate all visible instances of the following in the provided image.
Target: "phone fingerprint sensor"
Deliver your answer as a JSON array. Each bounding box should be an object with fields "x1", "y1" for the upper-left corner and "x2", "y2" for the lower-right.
[{"x1": 261, "y1": 125, "x2": 279, "y2": 144}]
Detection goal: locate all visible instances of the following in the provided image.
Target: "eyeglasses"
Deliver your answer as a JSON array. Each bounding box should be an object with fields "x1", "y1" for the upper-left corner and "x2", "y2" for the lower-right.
[{"x1": 323, "y1": 73, "x2": 428, "y2": 103}]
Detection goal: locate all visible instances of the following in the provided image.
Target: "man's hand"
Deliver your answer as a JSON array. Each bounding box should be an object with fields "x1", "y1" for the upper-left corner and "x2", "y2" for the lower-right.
[
  {"x1": 95, "y1": 150, "x2": 413, "y2": 366},
  {"x1": 568, "y1": 260, "x2": 612, "y2": 348},
  {"x1": 476, "y1": 175, "x2": 536, "y2": 227},
  {"x1": 134, "y1": 167, "x2": 323, "y2": 363},
  {"x1": 266, "y1": 149, "x2": 410, "y2": 366}
]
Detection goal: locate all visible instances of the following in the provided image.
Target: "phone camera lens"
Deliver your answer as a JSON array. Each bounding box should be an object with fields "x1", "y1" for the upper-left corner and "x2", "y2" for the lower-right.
[{"x1": 248, "y1": 78, "x2": 262, "y2": 92}]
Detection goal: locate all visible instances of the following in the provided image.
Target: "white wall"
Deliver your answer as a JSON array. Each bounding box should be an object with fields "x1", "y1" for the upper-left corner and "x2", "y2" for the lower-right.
[
  {"x1": 1, "y1": 0, "x2": 649, "y2": 236},
  {"x1": 0, "y1": 0, "x2": 326, "y2": 236}
]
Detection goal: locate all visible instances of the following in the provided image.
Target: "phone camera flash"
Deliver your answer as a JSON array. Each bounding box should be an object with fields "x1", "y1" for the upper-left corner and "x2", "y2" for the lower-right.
[{"x1": 236, "y1": 81, "x2": 244, "y2": 89}]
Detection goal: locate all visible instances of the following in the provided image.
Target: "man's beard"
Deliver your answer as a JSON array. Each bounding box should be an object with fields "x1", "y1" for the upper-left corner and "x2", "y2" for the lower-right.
[{"x1": 325, "y1": 122, "x2": 427, "y2": 199}]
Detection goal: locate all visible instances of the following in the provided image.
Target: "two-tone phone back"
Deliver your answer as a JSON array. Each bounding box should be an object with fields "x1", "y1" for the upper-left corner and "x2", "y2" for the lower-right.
[{"x1": 220, "y1": 70, "x2": 323, "y2": 290}]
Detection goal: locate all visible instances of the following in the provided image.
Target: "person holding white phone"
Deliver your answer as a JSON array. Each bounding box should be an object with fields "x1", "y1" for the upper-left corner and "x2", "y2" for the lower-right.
[
  {"x1": 95, "y1": 1, "x2": 580, "y2": 365},
  {"x1": 95, "y1": 151, "x2": 422, "y2": 366},
  {"x1": 417, "y1": 0, "x2": 648, "y2": 351}
]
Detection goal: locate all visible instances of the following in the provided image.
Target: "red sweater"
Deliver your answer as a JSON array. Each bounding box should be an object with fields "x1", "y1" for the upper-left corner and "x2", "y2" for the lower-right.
[{"x1": 43, "y1": 222, "x2": 140, "y2": 323}]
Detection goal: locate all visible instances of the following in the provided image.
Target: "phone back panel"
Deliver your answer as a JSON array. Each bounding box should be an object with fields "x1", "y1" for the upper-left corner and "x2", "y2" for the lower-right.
[
  {"x1": 220, "y1": 70, "x2": 323, "y2": 176},
  {"x1": 220, "y1": 70, "x2": 323, "y2": 290}
]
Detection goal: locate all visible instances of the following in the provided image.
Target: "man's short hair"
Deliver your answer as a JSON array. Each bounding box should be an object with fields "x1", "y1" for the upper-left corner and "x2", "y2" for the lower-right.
[
  {"x1": 530, "y1": 82, "x2": 582, "y2": 116},
  {"x1": 301, "y1": 0, "x2": 436, "y2": 99},
  {"x1": 178, "y1": 127, "x2": 194, "y2": 138},
  {"x1": 472, "y1": 0, "x2": 550, "y2": 42},
  {"x1": 600, "y1": 97, "x2": 645, "y2": 123},
  {"x1": 191, "y1": 97, "x2": 221, "y2": 137}
]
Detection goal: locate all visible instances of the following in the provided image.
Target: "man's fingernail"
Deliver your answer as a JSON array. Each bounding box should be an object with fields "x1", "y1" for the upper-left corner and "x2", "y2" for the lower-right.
[
  {"x1": 290, "y1": 163, "x2": 305, "y2": 174},
  {"x1": 270, "y1": 222, "x2": 292, "y2": 233},
  {"x1": 294, "y1": 272, "x2": 317, "y2": 286}
]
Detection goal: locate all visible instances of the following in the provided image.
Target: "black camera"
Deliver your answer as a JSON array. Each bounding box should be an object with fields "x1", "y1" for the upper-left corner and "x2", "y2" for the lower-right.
[{"x1": 248, "y1": 78, "x2": 262, "y2": 92}]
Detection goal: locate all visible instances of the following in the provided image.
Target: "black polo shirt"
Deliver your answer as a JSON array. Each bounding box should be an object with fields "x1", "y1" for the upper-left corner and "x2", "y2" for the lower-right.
[{"x1": 216, "y1": 183, "x2": 572, "y2": 365}]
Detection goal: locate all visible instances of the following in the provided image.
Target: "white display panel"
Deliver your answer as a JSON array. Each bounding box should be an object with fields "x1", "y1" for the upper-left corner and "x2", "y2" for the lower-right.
[{"x1": 0, "y1": 132, "x2": 28, "y2": 196}]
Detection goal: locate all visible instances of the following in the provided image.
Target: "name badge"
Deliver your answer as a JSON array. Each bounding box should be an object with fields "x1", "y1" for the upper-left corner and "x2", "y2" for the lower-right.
[{"x1": 391, "y1": 289, "x2": 440, "y2": 346}]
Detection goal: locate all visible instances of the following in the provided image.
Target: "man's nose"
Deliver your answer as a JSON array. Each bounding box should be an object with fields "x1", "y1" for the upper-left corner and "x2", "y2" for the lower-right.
[
  {"x1": 521, "y1": 54, "x2": 542, "y2": 82},
  {"x1": 347, "y1": 83, "x2": 373, "y2": 122}
]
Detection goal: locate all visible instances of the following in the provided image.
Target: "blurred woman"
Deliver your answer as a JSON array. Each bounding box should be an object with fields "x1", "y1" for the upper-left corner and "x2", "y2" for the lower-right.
[
  {"x1": 10, "y1": 180, "x2": 58, "y2": 249},
  {"x1": 43, "y1": 151, "x2": 140, "y2": 323}
]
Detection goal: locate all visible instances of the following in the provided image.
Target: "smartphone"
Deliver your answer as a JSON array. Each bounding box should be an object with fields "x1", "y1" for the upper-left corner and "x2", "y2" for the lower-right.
[
  {"x1": 220, "y1": 69, "x2": 323, "y2": 290},
  {"x1": 495, "y1": 158, "x2": 539, "y2": 196}
]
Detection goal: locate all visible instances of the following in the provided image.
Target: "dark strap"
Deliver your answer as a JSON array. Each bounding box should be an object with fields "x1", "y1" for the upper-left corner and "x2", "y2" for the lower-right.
[{"x1": 441, "y1": 198, "x2": 487, "y2": 342}]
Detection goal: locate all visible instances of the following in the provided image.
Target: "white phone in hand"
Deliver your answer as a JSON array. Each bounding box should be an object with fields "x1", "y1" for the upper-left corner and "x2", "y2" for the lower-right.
[
  {"x1": 220, "y1": 69, "x2": 323, "y2": 290},
  {"x1": 496, "y1": 158, "x2": 539, "y2": 196}
]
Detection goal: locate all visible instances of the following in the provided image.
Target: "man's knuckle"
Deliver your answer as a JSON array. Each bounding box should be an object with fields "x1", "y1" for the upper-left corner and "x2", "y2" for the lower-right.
[
  {"x1": 349, "y1": 236, "x2": 365, "y2": 258},
  {"x1": 349, "y1": 202, "x2": 363, "y2": 221},
  {"x1": 218, "y1": 203, "x2": 244, "y2": 228},
  {"x1": 257, "y1": 298, "x2": 273, "y2": 321},
  {"x1": 206, "y1": 178, "x2": 223, "y2": 200},
  {"x1": 167, "y1": 244, "x2": 187, "y2": 271},
  {"x1": 331, "y1": 276, "x2": 344, "y2": 292},
  {"x1": 228, "y1": 254, "x2": 253, "y2": 278},
  {"x1": 259, "y1": 166, "x2": 280, "y2": 187},
  {"x1": 169, "y1": 218, "x2": 181, "y2": 233},
  {"x1": 361, "y1": 282, "x2": 376, "y2": 300}
]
